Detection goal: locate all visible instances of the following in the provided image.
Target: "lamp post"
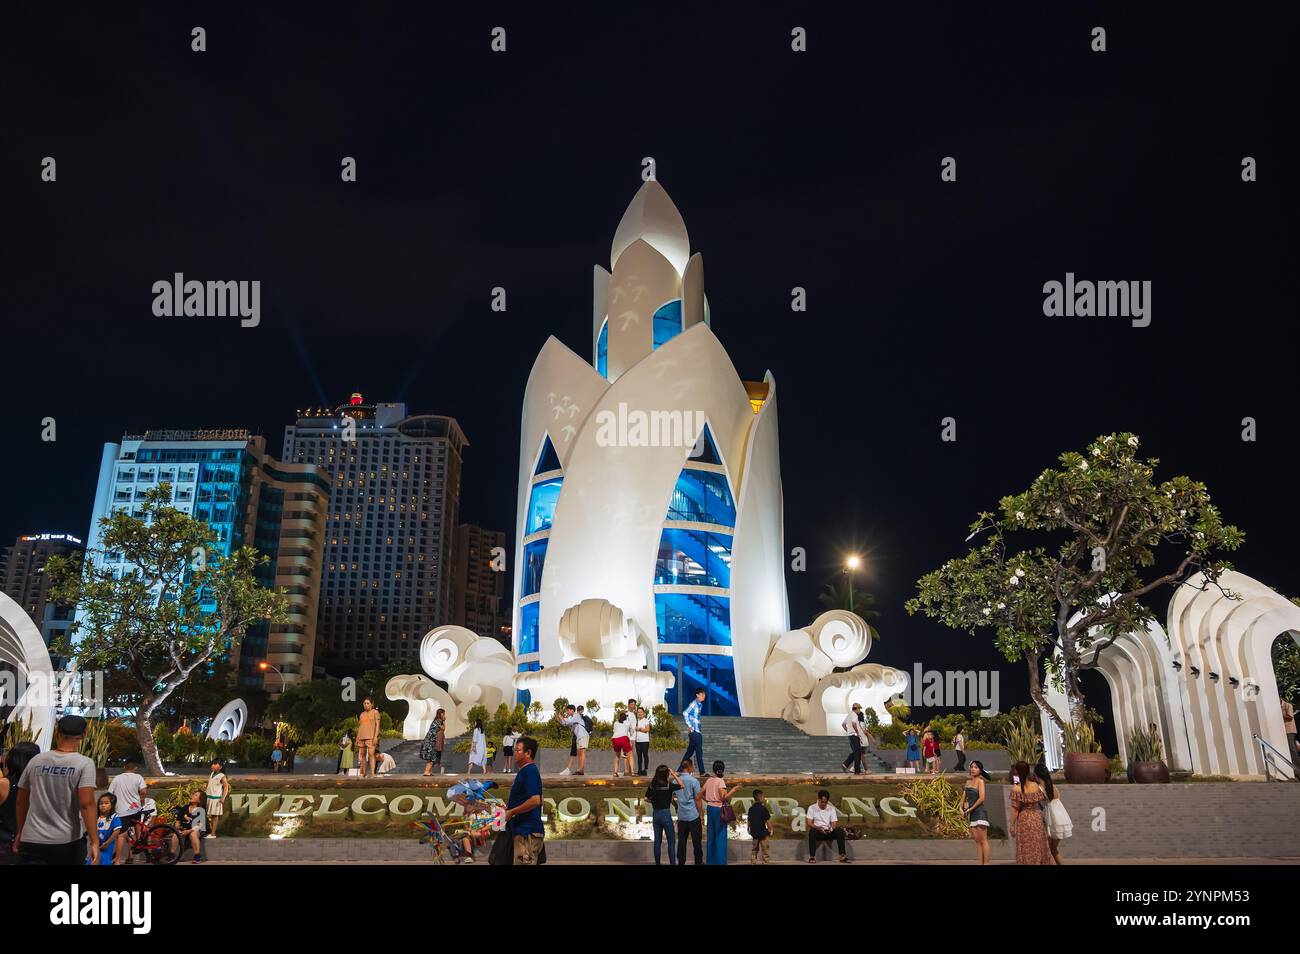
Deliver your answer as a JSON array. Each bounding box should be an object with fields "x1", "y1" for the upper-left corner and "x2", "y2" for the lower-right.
[
  {"x1": 258, "y1": 660, "x2": 286, "y2": 695},
  {"x1": 844, "y1": 555, "x2": 861, "y2": 613}
]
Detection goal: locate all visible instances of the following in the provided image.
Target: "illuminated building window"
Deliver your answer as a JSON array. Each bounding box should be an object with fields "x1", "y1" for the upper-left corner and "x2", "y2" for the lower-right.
[{"x1": 652, "y1": 299, "x2": 683, "y2": 350}]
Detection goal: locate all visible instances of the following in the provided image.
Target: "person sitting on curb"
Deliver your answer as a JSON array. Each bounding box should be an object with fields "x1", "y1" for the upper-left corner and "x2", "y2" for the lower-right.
[{"x1": 806, "y1": 789, "x2": 849, "y2": 863}]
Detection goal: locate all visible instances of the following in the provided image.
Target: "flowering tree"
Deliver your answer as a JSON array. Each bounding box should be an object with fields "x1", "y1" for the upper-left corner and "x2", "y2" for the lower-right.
[
  {"x1": 47, "y1": 485, "x2": 287, "y2": 775},
  {"x1": 905, "y1": 433, "x2": 1243, "y2": 730}
]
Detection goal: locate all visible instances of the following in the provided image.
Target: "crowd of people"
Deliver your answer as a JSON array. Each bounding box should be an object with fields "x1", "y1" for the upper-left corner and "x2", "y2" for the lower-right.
[{"x1": 0, "y1": 715, "x2": 231, "y2": 866}]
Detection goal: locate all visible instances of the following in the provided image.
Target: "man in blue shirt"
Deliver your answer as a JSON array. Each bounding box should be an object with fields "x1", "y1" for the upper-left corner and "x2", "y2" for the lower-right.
[
  {"x1": 502, "y1": 735, "x2": 544, "y2": 864},
  {"x1": 679, "y1": 688, "x2": 706, "y2": 776},
  {"x1": 674, "y1": 758, "x2": 705, "y2": 865}
]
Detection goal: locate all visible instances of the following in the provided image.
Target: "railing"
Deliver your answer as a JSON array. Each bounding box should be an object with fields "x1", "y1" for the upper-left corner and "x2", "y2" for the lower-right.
[{"x1": 1252, "y1": 733, "x2": 1296, "y2": 781}]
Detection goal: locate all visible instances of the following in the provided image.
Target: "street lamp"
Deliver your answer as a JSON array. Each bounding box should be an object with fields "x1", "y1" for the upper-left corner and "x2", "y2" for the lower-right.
[
  {"x1": 844, "y1": 555, "x2": 862, "y2": 613},
  {"x1": 258, "y1": 660, "x2": 286, "y2": 695}
]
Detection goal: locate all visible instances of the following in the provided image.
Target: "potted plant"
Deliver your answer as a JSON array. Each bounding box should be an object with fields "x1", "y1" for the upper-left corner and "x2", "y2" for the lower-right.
[
  {"x1": 1062, "y1": 720, "x2": 1109, "y2": 784},
  {"x1": 1128, "y1": 725, "x2": 1169, "y2": 783},
  {"x1": 82, "y1": 718, "x2": 112, "y2": 789}
]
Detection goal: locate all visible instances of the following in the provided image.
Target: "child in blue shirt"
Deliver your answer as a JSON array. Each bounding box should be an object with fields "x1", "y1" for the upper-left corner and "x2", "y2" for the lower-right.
[{"x1": 92, "y1": 794, "x2": 122, "y2": 865}]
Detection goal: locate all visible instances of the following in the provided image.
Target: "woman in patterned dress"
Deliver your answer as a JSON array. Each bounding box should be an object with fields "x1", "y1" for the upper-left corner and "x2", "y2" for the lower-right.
[
  {"x1": 420, "y1": 709, "x2": 446, "y2": 776},
  {"x1": 1008, "y1": 760, "x2": 1053, "y2": 865}
]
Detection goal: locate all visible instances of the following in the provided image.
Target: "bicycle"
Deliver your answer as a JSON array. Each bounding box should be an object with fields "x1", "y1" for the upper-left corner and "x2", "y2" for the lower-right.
[{"x1": 123, "y1": 812, "x2": 184, "y2": 865}]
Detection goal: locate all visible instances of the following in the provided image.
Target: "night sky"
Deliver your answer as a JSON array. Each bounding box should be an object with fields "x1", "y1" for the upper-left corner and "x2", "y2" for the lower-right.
[{"x1": 3, "y1": 4, "x2": 1295, "y2": 738}]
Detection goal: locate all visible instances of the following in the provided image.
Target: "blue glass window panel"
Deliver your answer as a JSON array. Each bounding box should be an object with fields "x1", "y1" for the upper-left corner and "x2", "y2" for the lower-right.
[
  {"x1": 515, "y1": 660, "x2": 541, "y2": 708},
  {"x1": 525, "y1": 477, "x2": 562, "y2": 535},
  {"x1": 658, "y1": 653, "x2": 741, "y2": 717},
  {"x1": 597, "y1": 320, "x2": 609, "y2": 378},
  {"x1": 652, "y1": 300, "x2": 683, "y2": 350},
  {"x1": 534, "y1": 436, "x2": 561, "y2": 475},
  {"x1": 521, "y1": 539, "x2": 548, "y2": 598},
  {"x1": 655, "y1": 528, "x2": 732, "y2": 589},
  {"x1": 687, "y1": 424, "x2": 722, "y2": 465},
  {"x1": 517, "y1": 601, "x2": 540, "y2": 655},
  {"x1": 665, "y1": 469, "x2": 736, "y2": 526},
  {"x1": 654, "y1": 592, "x2": 731, "y2": 647}
]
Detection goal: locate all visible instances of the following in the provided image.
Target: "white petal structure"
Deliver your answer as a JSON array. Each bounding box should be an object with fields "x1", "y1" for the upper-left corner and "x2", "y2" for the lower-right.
[
  {"x1": 0, "y1": 590, "x2": 55, "y2": 749},
  {"x1": 386, "y1": 625, "x2": 516, "y2": 740},
  {"x1": 1040, "y1": 570, "x2": 1300, "y2": 778},
  {"x1": 505, "y1": 180, "x2": 903, "y2": 732},
  {"x1": 206, "y1": 699, "x2": 248, "y2": 741}
]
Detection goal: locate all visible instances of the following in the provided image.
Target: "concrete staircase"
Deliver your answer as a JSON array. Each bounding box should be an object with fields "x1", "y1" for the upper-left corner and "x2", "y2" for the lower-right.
[
  {"x1": 383, "y1": 737, "x2": 467, "y2": 774},
  {"x1": 698, "y1": 716, "x2": 893, "y2": 775}
]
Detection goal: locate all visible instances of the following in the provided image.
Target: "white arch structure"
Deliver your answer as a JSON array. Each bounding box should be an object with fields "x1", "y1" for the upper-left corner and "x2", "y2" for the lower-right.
[
  {"x1": 205, "y1": 699, "x2": 248, "y2": 741},
  {"x1": 0, "y1": 591, "x2": 56, "y2": 750},
  {"x1": 1041, "y1": 570, "x2": 1299, "y2": 778}
]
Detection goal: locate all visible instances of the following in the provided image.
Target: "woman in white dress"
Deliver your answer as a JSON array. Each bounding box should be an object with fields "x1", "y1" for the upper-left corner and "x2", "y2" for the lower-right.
[
  {"x1": 1034, "y1": 763, "x2": 1072, "y2": 864},
  {"x1": 468, "y1": 719, "x2": 488, "y2": 774}
]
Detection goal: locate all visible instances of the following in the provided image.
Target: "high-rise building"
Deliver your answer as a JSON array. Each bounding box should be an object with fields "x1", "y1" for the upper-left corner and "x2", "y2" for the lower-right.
[
  {"x1": 451, "y1": 523, "x2": 509, "y2": 649},
  {"x1": 283, "y1": 394, "x2": 467, "y2": 669},
  {"x1": 1, "y1": 532, "x2": 83, "y2": 649},
  {"x1": 83, "y1": 430, "x2": 328, "y2": 697}
]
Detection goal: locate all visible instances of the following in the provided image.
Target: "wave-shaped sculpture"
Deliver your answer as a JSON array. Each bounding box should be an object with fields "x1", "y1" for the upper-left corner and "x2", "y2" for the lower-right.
[{"x1": 205, "y1": 699, "x2": 247, "y2": 741}]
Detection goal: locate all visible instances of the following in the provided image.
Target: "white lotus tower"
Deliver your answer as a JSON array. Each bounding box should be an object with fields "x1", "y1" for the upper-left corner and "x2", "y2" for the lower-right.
[{"x1": 505, "y1": 178, "x2": 906, "y2": 727}]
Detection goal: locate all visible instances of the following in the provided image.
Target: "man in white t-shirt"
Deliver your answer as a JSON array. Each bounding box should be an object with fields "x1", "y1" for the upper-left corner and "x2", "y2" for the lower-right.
[
  {"x1": 15, "y1": 715, "x2": 99, "y2": 865},
  {"x1": 107, "y1": 759, "x2": 147, "y2": 865},
  {"x1": 634, "y1": 707, "x2": 652, "y2": 776},
  {"x1": 806, "y1": 789, "x2": 848, "y2": 863},
  {"x1": 558, "y1": 705, "x2": 590, "y2": 775}
]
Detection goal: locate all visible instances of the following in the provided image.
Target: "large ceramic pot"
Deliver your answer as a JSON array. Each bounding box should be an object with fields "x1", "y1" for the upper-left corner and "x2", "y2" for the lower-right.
[
  {"x1": 1133, "y1": 761, "x2": 1170, "y2": 784},
  {"x1": 1063, "y1": 751, "x2": 1110, "y2": 784}
]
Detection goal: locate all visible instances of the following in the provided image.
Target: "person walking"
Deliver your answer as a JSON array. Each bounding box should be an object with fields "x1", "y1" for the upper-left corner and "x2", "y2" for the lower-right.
[
  {"x1": 702, "y1": 759, "x2": 740, "y2": 865},
  {"x1": 611, "y1": 710, "x2": 634, "y2": 777},
  {"x1": 806, "y1": 789, "x2": 849, "y2": 863},
  {"x1": 501, "y1": 736, "x2": 544, "y2": 864},
  {"x1": 107, "y1": 758, "x2": 146, "y2": 865},
  {"x1": 13, "y1": 714, "x2": 99, "y2": 865},
  {"x1": 748, "y1": 789, "x2": 773, "y2": 864},
  {"x1": 205, "y1": 760, "x2": 229, "y2": 838},
  {"x1": 674, "y1": 758, "x2": 704, "y2": 865},
  {"x1": 679, "y1": 688, "x2": 706, "y2": 774},
  {"x1": 953, "y1": 725, "x2": 967, "y2": 774},
  {"x1": 420, "y1": 709, "x2": 446, "y2": 775},
  {"x1": 0, "y1": 741, "x2": 38, "y2": 865},
  {"x1": 1009, "y1": 760, "x2": 1052, "y2": 865},
  {"x1": 634, "y1": 707, "x2": 652, "y2": 776},
  {"x1": 644, "y1": 764, "x2": 683, "y2": 865},
  {"x1": 468, "y1": 719, "x2": 488, "y2": 774},
  {"x1": 356, "y1": 698, "x2": 381, "y2": 778},
  {"x1": 841, "y1": 703, "x2": 866, "y2": 773},
  {"x1": 961, "y1": 760, "x2": 991, "y2": 864},
  {"x1": 1034, "y1": 763, "x2": 1072, "y2": 864}
]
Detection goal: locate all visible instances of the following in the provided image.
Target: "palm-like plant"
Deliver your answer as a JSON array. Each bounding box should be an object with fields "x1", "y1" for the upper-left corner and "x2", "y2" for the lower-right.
[
  {"x1": 1004, "y1": 711, "x2": 1041, "y2": 765},
  {"x1": 818, "y1": 581, "x2": 881, "y2": 639}
]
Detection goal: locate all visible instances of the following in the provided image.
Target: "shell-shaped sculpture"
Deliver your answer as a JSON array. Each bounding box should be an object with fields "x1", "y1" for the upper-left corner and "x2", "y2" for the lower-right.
[
  {"x1": 558, "y1": 598, "x2": 633, "y2": 662},
  {"x1": 808, "y1": 609, "x2": 873, "y2": 667},
  {"x1": 206, "y1": 699, "x2": 248, "y2": 741},
  {"x1": 386, "y1": 674, "x2": 467, "y2": 740}
]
